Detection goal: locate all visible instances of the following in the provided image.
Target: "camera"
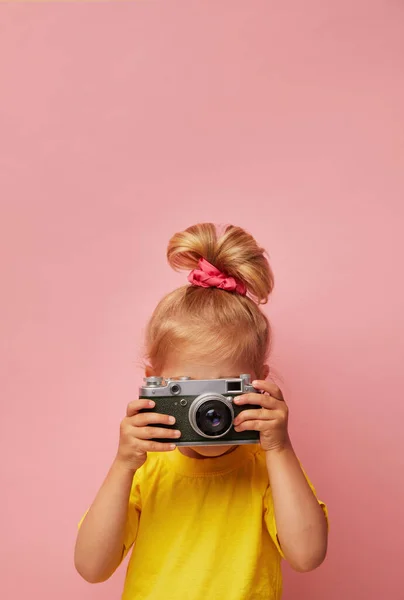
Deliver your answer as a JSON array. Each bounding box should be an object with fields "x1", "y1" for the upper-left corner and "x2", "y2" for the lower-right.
[{"x1": 139, "y1": 374, "x2": 261, "y2": 446}]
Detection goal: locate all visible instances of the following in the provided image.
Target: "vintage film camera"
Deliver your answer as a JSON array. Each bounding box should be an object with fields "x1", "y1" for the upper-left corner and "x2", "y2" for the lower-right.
[{"x1": 139, "y1": 374, "x2": 261, "y2": 446}]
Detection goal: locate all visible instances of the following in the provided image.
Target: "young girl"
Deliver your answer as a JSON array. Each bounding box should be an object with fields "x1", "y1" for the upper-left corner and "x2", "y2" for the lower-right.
[{"x1": 75, "y1": 223, "x2": 328, "y2": 600}]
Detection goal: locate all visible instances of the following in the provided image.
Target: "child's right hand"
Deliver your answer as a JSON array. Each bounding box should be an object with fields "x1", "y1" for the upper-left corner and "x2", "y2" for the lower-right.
[{"x1": 116, "y1": 399, "x2": 180, "y2": 473}]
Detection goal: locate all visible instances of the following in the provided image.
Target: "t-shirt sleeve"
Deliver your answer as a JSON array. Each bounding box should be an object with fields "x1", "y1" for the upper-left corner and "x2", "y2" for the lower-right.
[{"x1": 263, "y1": 465, "x2": 329, "y2": 558}]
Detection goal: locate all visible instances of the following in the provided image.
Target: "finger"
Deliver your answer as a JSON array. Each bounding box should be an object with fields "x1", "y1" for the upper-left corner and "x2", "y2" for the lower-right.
[
  {"x1": 234, "y1": 419, "x2": 270, "y2": 432},
  {"x1": 136, "y1": 438, "x2": 177, "y2": 453},
  {"x1": 233, "y1": 408, "x2": 282, "y2": 426},
  {"x1": 127, "y1": 399, "x2": 155, "y2": 417},
  {"x1": 130, "y1": 412, "x2": 176, "y2": 427},
  {"x1": 234, "y1": 393, "x2": 283, "y2": 410},
  {"x1": 135, "y1": 426, "x2": 182, "y2": 441},
  {"x1": 252, "y1": 379, "x2": 284, "y2": 400}
]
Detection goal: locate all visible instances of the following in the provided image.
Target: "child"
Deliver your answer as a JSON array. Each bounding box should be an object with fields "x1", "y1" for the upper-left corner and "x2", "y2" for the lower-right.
[{"x1": 75, "y1": 223, "x2": 328, "y2": 600}]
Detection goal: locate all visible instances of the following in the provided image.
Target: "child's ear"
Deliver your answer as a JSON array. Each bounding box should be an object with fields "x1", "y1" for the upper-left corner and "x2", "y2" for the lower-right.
[
  {"x1": 145, "y1": 365, "x2": 154, "y2": 378},
  {"x1": 261, "y1": 364, "x2": 270, "y2": 380}
]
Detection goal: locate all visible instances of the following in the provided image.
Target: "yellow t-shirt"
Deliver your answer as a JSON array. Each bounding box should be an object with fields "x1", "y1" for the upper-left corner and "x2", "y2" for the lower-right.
[{"x1": 120, "y1": 445, "x2": 327, "y2": 600}]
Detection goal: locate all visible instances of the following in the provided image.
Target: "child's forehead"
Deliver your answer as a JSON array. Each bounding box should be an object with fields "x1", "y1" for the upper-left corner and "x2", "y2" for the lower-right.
[{"x1": 160, "y1": 359, "x2": 253, "y2": 381}]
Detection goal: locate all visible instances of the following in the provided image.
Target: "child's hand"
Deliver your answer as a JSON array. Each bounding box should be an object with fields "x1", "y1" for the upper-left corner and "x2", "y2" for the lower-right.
[
  {"x1": 116, "y1": 399, "x2": 181, "y2": 473},
  {"x1": 233, "y1": 380, "x2": 290, "y2": 453}
]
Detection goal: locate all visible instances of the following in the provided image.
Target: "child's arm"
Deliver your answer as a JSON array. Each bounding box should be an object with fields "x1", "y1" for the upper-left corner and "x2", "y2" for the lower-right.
[
  {"x1": 75, "y1": 398, "x2": 179, "y2": 583},
  {"x1": 233, "y1": 379, "x2": 328, "y2": 572},
  {"x1": 265, "y1": 444, "x2": 328, "y2": 571},
  {"x1": 74, "y1": 459, "x2": 136, "y2": 583}
]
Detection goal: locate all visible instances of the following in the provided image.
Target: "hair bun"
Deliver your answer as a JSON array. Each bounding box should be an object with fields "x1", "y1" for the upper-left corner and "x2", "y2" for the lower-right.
[{"x1": 167, "y1": 223, "x2": 274, "y2": 304}]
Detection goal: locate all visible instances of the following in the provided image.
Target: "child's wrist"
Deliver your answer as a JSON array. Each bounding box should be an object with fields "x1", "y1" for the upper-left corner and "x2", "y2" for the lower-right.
[
  {"x1": 112, "y1": 456, "x2": 139, "y2": 478},
  {"x1": 265, "y1": 438, "x2": 294, "y2": 456}
]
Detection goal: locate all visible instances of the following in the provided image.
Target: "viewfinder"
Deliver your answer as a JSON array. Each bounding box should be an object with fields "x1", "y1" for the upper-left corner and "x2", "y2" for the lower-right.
[{"x1": 227, "y1": 381, "x2": 242, "y2": 392}]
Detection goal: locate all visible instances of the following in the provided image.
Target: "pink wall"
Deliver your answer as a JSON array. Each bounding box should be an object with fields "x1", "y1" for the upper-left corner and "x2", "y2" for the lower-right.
[{"x1": 1, "y1": 2, "x2": 403, "y2": 599}]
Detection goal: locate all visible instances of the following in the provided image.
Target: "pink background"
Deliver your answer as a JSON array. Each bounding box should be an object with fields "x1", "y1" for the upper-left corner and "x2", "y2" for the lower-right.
[{"x1": 1, "y1": 2, "x2": 403, "y2": 599}]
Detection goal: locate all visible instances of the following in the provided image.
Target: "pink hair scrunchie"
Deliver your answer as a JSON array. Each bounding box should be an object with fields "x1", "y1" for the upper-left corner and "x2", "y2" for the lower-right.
[{"x1": 188, "y1": 258, "x2": 247, "y2": 296}]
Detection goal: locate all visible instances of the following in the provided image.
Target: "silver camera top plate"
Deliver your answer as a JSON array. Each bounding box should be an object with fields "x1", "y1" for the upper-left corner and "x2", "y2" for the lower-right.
[{"x1": 139, "y1": 374, "x2": 254, "y2": 397}]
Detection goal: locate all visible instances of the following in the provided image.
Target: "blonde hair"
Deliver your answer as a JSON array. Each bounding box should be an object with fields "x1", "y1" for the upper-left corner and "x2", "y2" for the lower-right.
[{"x1": 145, "y1": 223, "x2": 275, "y2": 376}]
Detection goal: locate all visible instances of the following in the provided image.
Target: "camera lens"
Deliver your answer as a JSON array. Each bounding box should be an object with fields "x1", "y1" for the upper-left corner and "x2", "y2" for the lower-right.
[
  {"x1": 196, "y1": 400, "x2": 232, "y2": 436},
  {"x1": 189, "y1": 394, "x2": 234, "y2": 438},
  {"x1": 206, "y1": 408, "x2": 221, "y2": 426}
]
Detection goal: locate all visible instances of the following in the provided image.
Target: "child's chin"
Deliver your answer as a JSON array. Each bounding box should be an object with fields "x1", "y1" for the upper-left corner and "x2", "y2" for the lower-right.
[{"x1": 191, "y1": 444, "x2": 236, "y2": 458}]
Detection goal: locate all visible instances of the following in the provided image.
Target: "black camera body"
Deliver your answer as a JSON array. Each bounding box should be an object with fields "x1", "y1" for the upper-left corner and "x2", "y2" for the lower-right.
[{"x1": 139, "y1": 374, "x2": 260, "y2": 446}]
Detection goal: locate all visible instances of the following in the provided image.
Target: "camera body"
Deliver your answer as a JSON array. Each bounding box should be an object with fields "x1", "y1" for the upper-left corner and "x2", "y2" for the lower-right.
[{"x1": 139, "y1": 374, "x2": 261, "y2": 446}]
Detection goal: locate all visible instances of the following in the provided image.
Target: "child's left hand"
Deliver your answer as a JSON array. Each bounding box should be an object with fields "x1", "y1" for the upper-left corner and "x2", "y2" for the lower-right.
[{"x1": 233, "y1": 380, "x2": 290, "y2": 452}]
